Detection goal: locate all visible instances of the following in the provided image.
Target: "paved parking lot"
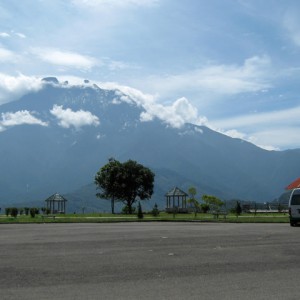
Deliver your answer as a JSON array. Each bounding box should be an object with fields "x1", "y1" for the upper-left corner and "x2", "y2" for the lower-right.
[{"x1": 0, "y1": 222, "x2": 299, "y2": 299}]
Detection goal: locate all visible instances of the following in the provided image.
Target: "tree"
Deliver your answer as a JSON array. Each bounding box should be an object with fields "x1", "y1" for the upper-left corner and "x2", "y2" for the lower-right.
[
  {"x1": 202, "y1": 194, "x2": 224, "y2": 212},
  {"x1": 187, "y1": 186, "x2": 200, "y2": 217},
  {"x1": 95, "y1": 159, "x2": 155, "y2": 214},
  {"x1": 188, "y1": 187, "x2": 197, "y2": 201},
  {"x1": 95, "y1": 158, "x2": 123, "y2": 214},
  {"x1": 119, "y1": 160, "x2": 154, "y2": 214}
]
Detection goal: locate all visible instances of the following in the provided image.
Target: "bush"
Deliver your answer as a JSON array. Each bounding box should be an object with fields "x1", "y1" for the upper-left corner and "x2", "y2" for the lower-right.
[
  {"x1": 201, "y1": 203, "x2": 210, "y2": 213},
  {"x1": 122, "y1": 205, "x2": 136, "y2": 215},
  {"x1": 24, "y1": 207, "x2": 30, "y2": 216},
  {"x1": 30, "y1": 208, "x2": 36, "y2": 218},
  {"x1": 235, "y1": 201, "x2": 242, "y2": 216},
  {"x1": 151, "y1": 203, "x2": 160, "y2": 216},
  {"x1": 10, "y1": 207, "x2": 18, "y2": 218},
  {"x1": 5, "y1": 208, "x2": 11, "y2": 217}
]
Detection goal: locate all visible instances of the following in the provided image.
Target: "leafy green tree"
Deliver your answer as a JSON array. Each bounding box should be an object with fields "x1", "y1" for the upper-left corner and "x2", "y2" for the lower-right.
[
  {"x1": 95, "y1": 158, "x2": 123, "y2": 214},
  {"x1": 119, "y1": 160, "x2": 155, "y2": 214},
  {"x1": 187, "y1": 187, "x2": 200, "y2": 217},
  {"x1": 188, "y1": 187, "x2": 197, "y2": 200},
  {"x1": 95, "y1": 159, "x2": 155, "y2": 214},
  {"x1": 202, "y1": 194, "x2": 224, "y2": 212}
]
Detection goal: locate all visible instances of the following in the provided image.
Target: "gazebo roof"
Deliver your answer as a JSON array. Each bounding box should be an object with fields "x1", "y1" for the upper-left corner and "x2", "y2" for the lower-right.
[
  {"x1": 165, "y1": 187, "x2": 188, "y2": 197},
  {"x1": 45, "y1": 193, "x2": 67, "y2": 202}
]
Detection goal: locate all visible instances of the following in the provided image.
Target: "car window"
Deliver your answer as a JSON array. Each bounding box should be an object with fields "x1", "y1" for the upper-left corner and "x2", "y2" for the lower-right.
[{"x1": 291, "y1": 194, "x2": 300, "y2": 205}]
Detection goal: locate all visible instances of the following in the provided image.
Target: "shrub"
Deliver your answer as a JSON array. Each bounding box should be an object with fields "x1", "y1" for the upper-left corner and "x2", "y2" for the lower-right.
[
  {"x1": 5, "y1": 208, "x2": 11, "y2": 216},
  {"x1": 122, "y1": 205, "x2": 136, "y2": 215},
  {"x1": 24, "y1": 207, "x2": 30, "y2": 215},
  {"x1": 201, "y1": 203, "x2": 210, "y2": 213},
  {"x1": 10, "y1": 207, "x2": 18, "y2": 218},
  {"x1": 235, "y1": 201, "x2": 242, "y2": 216},
  {"x1": 30, "y1": 208, "x2": 36, "y2": 218},
  {"x1": 151, "y1": 203, "x2": 160, "y2": 216}
]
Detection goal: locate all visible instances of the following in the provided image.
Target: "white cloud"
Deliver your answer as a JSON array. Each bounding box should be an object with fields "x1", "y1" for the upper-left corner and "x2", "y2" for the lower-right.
[
  {"x1": 50, "y1": 105, "x2": 100, "y2": 129},
  {"x1": 59, "y1": 78, "x2": 206, "y2": 128},
  {"x1": 0, "y1": 73, "x2": 43, "y2": 105},
  {"x1": 135, "y1": 56, "x2": 271, "y2": 99},
  {"x1": 0, "y1": 47, "x2": 18, "y2": 62},
  {"x1": 210, "y1": 105, "x2": 300, "y2": 150},
  {"x1": 0, "y1": 32, "x2": 10, "y2": 38},
  {"x1": 248, "y1": 128, "x2": 299, "y2": 151},
  {"x1": 283, "y1": 8, "x2": 300, "y2": 47},
  {"x1": 72, "y1": 0, "x2": 159, "y2": 9},
  {"x1": 32, "y1": 48, "x2": 98, "y2": 70},
  {"x1": 102, "y1": 82, "x2": 207, "y2": 128},
  {"x1": 213, "y1": 105, "x2": 300, "y2": 129},
  {"x1": 0, "y1": 110, "x2": 48, "y2": 128},
  {"x1": 15, "y1": 32, "x2": 26, "y2": 38}
]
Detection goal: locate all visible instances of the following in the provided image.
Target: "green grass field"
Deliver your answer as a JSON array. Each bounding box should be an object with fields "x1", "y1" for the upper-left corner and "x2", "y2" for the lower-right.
[{"x1": 0, "y1": 212, "x2": 290, "y2": 224}]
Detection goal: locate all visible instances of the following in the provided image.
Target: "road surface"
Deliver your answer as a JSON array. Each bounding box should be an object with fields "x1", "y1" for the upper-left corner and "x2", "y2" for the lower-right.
[{"x1": 0, "y1": 222, "x2": 299, "y2": 299}]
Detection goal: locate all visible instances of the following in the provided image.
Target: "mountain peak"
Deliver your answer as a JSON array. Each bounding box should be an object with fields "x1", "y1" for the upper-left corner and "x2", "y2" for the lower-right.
[{"x1": 42, "y1": 77, "x2": 59, "y2": 84}]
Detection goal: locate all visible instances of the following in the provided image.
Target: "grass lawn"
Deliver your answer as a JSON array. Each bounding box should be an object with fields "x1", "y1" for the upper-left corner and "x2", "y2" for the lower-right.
[{"x1": 0, "y1": 212, "x2": 290, "y2": 223}]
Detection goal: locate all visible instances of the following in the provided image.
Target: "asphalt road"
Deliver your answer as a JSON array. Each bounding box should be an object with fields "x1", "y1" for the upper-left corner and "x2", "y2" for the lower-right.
[{"x1": 0, "y1": 222, "x2": 299, "y2": 300}]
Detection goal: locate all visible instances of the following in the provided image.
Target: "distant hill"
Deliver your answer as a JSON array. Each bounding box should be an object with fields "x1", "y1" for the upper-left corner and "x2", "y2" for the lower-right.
[{"x1": 0, "y1": 78, "x2": 299, "y2": 212}]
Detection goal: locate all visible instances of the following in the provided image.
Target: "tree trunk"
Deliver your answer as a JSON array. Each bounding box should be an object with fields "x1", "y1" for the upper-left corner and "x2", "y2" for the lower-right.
[
  {"x1": 111, "y1": 196, "x2": 115, "y2": 214},
  {"x1": 127, "y1": 199, "x2": 133, "y2": 214}
]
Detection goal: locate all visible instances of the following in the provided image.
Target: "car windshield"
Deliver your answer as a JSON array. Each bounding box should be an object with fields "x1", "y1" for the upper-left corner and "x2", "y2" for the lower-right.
[{"x1": 291, "y1": 194, "x2": 300, "y2": 205}]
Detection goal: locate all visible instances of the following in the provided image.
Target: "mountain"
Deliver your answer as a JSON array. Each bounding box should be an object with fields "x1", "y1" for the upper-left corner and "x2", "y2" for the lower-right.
[{"x1": 0, "y1": 77, "x2": 299, "y2": 212}]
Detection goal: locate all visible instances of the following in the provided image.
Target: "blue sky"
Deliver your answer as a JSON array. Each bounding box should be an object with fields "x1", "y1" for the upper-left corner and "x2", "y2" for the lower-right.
[{"x1": 1, "y1": 0, "x2": 300, "y2": 150}]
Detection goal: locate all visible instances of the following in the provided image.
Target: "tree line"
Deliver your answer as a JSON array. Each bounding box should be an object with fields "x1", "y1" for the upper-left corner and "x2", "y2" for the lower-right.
[{"x1": 4, "y1": 207, "x2": 51, "y2": 218}]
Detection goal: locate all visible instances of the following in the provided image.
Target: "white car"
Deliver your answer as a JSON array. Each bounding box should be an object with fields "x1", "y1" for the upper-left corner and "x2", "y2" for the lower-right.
[{"x1": 288, "y1": 188, "x2": 300, "y2": 226}]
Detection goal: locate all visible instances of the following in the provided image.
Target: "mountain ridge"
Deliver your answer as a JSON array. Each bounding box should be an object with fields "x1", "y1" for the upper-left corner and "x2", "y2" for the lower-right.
[{"x1": 0, "y1": 78, "x2": 298, "y2": 211}]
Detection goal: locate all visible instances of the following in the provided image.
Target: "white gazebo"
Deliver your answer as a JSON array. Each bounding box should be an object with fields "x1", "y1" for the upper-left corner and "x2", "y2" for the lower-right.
[
  {"x1": 45, "y1": 193, "x2": 67, "y2": 214},
  {"x1": 165, "y1": 187, "x2": 188, "y2": 213}
]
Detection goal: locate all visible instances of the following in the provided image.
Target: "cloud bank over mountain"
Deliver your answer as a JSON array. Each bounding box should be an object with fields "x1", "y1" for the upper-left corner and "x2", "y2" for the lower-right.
[
  {"x1": 50, "y1": 105, "x2": 100, "y2": 129},
  {"x1": 0, "y1": 110, "x2": 47, "y2": 131},
  {"x1": 0, "y1": 73, "x2": 298, "y2": 150},
  {"x1": 1, "y1": 0, "x2": 300, "y2": 149}
]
